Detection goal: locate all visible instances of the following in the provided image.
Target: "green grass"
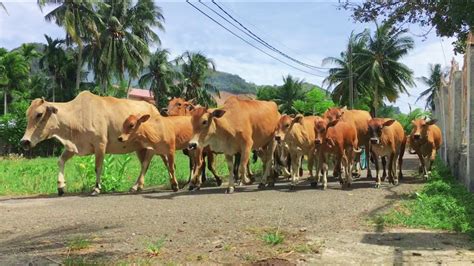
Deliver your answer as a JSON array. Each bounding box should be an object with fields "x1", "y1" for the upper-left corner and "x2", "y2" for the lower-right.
[
  {"x1": 378, "y1": 157, "x2": 474, "y2": 237},
  {"x1": 262, "y1": 230, "x2": 285, "y2": 246},
  {"x1": 146, "y1": 237, "x2": 166, "y2": 256},
  {"x1": 0, "y1": 152, "x2": 263, "y2": 196},
  {"x1": 67, "y1": 237, "x2": 91, "y2": 251}
]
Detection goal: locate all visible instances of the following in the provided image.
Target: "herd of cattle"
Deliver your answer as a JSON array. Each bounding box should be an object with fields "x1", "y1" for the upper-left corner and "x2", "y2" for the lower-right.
[{"x1": 19, "y1": 91, "x2": 442, "y2": 196}]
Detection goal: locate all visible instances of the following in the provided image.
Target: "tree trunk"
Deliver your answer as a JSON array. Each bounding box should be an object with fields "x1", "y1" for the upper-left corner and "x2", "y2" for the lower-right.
[
  {"x1": 3, "y1": 87, "x2": 7, "y2": 115},
  {"x1": 75, "y1": 44, "x2": 83, "y2": 92},
  {"x1": 373, "y1": 86, "x2": 378, "y2": 117}
]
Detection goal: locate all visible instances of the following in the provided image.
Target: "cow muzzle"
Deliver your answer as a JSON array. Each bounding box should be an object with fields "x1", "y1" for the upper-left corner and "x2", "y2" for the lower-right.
[
  {"x1": 275, "y1": 135, "x2": 282, "y2": 144},
  {"x1": 160, "y1": 108, "x2": 169, "y2": 117},
  {"x1": 188, "y1": 142, "x2": 198, "y2": 150},
  {"x1": 315, "y1": 139, "x2": 322, "y2": 145},
  {"x1": 20, "y1": 139, "x2": 31, "y2": 150},
  {"x1": 413, "y1": 134, "x2": 421, "y2": 140},
  {"x1": 370, "y1": 138, "x2": 380, "y2": 145},
  {"x1": 118, "y1": 135, "x2": 128, "y2": 142}
]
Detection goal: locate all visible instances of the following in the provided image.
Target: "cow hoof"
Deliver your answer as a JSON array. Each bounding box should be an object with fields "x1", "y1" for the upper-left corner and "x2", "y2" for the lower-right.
[
  {"x1": 171, "y1": 184, "x2": 179, "y2": 192},
  {"x1": 423, "y1": 174, "x2": 428, "y2": 181},
  {"x1": 188, "y1": 185, "x2": 195, "y2": 191},
  {"x1": 225, "y1": 187, "x2": 234, "y2": 194},
  {"x1": 90, "y1": 188, "x2": 100, "y2": 196},
  {"x1": 129, "y1": 187, "x2": 137, "y2": 193},
  {"x1": 257, "y1": 183, "x2": 266, "y2": 190},
  {"x1": 57, "y1": 187, "x2": 65, "y2": 196},
  {"x1": 236, "y1": 180, "x2": 242, "y2": 187},
  {"x1": 267, "y1": 182, "x2": 275, "y2": 188},
  {"x1": 374, "y1": 183, "x2": 380, "y2": 188},
  {"x1": 215, "y1": 179, "x2": 223, "y2": 187},
  {"x1": 393, "y1": 180, "x2": 399, "y2": 185},
  {"x1": 310, "y1": 182, "x2": 318, "y2": 188},
  {"x1": 322, "y1": 185, "x2": 327, "y2": 191},
  {"x1": 289, "y1": 185, "x2": 296, "y2": 191}
]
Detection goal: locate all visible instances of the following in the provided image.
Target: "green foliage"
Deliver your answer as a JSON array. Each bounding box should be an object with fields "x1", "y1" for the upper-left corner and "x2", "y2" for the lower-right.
[
  {"x1": 416, "y1": 64, "x2": 444, "y2": 111},
  {"x1": 206, "y1": 71, "x2": 257, "y2": 94},
  {"x1": 293, "y1": 87, "x2": 334, "y2": 115},
  {"x1": 146, "y1": 237, "x2": 166, "y2": 256},
  {"x1": 0, "y1": 100, "x2": 29, "y2": 150},
  {"x1": 343, "y1": 1, "x2": 474, "y2": 54},
  {"x1": 380, "y1": 158, "x2": 474, "y2": 237},
  {"x1": 262, "y1": 230, "x2": 284, "y2": 246},
  {"x1": 256, "y1": 85, "x2": 278, "y2": 101},
  {"x1": 395, "y1": 108, "x2": 431, "y2": 134},
  {"x1": 377, "y1": 105, "x2": 401, "y2": 118}
]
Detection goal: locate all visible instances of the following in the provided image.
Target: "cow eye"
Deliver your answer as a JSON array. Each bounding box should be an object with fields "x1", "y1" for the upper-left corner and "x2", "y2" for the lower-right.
[
  {"x1": 202, "y1": 120, "x2": 208, "y2": 125},
  {"x1": 177, "y1": 103, "x2": 182, "y2": 107},
  {"x1": 129, "y1": 124, "x2": 134, "y2": 129},
  {"x1": 285, "y1": 124, "x2": 290, "y2": 128}
]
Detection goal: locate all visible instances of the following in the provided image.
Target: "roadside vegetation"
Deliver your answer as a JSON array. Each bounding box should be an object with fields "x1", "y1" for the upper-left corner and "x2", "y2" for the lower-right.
[{"x1": 377, "y1": 158, "x2": 474, "y2": 238}]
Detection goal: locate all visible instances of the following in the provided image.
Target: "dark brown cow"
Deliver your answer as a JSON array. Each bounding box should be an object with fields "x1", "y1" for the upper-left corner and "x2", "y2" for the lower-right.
[
  {"x1": 313, "y1": 117, "x2": 361, "y2": 189},
  {"x1": 408, "y1": 118, "x2": 442, "y2": 180},
  {"x1": 368, "y1": 118, "x2": 406, "y2": 187},
  {"x1": 188, "y1": 96, "x2": 280, "y2": 193}
]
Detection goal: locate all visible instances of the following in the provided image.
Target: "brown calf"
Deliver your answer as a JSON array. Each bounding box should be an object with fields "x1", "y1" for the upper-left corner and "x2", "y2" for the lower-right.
[
  {"x1": 313, "y1": 117, "x2": 361, "y2": 189},
  {"x1": 324, "y1": 107, "x2": 372, "y2": 178},
  {"x1": 275, "y1": 114, "x2": 317, "y2": 189},
  {"x1": 118, "y1": 114, "x2": 199, "y2": 192},
  {"x1": 408, "y1": 118, "x2": 442, "y2": 180},
  {"x1": 368, "y1": 118, "x2": 406, "y2": 187}
]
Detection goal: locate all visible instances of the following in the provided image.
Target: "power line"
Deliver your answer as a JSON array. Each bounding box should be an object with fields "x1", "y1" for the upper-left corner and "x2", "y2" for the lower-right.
[
  {"x1": 186, "y1": 0, "x2": 327, "y2": 78},
  {"x1": 211, "y1": 0, "x2": 330, "y2": 72}
]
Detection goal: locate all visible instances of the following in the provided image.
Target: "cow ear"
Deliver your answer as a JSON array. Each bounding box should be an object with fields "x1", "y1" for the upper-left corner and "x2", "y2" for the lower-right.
[
  {"x1": 383, "y1": 119, "x2": 395, "y2": 127},
  {"x1": 211, "y1": 109, "x2": 226, "y2": 118},
  {"x1": 426, "y1": 119, "x2": 437, "y2": 125},
  {"x1": 46, "y1": 106, "x2": 58, "y2": 114},
  {"x1": 292, "y1": 114, "x2": 304, "y2": 124},
  {"x1": 326, "y1": 119, "x2": 339, "y2": 129},
  {"x1": 138, "y1": 114, "x2": 151, "y2": 123}
]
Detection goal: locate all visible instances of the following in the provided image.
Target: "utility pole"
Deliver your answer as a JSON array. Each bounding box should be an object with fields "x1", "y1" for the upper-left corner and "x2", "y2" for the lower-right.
[{"x1": 348, "y1": 41, "x2": 354, "y2": 110}]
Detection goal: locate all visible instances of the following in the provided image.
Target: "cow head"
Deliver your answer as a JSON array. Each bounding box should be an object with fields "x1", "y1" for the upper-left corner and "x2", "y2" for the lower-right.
[
  {"x1": 188, "y1": 106, "x2": 226, "y2": 150},
  {"x1": 323, "y1": 106, "x2": 346, "y2": 122},
  {"x1": 118, "y1": 114, "x2": 150, "y2": 142},
  {"x1": 368, "y1": 118, "x2": 396, "y2": 145},
  {"x1": 274, "y1": 114, "x2": 303, "y2": 144},
  {"x1": 411, "y1": 117, "x2": 437, "y2": 141},
  {"x1": 314, "y1": 117, "x2": 338, "y2": 147},
  {"x1": 20, "y1": 98, "x2": 59, "y2": 150},
  {"x1": 161, "y1": 97, "x2": 195, "y2": 117}
]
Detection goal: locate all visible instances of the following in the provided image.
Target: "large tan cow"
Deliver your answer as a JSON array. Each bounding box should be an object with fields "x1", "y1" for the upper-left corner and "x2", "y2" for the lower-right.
[
  {"x1": 367, "y1": 118, "x2": 406, "y2": 187},
  {"x1": 188, "y1": 96, "x2": 280, "y2": 193},
  {"x1": 20, "y1": 91, "x2": 159, "y2": 195},
  {"x1": 313, "y1": 117, "x2": 361, "y2": 189},
  {"x1": 118, "y1": 114, "x2": 205, "y2": 191},
  {"x1": 324, "y1": 107, "x2": 372, "y2": 178},
  {"x1": 408, "y1": 118, "x2": 442, "y2": 180},
  {"x1": 274, "y1": 114, "x2": 317, "y2": 189},
  {"x1": 161, "y1": 98, "x2": 223, "y2": 187}
]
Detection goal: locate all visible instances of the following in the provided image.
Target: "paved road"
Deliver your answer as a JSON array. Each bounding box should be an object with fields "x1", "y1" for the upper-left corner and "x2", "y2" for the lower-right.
[{"x1": 0, "y1": 154, "x2": 473, "y2": 264}]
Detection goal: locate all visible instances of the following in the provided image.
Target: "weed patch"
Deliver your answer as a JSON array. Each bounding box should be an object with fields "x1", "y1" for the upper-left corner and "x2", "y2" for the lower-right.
[
  {"x1": 262, "y1": 230, "x2": 285, "y2": 246},
  {"x1": 67, "y1": 237, "x2": 91, "y2": 251},
  {"x1": 146, "y1": 237, "x2": 166, "y2": 256}
]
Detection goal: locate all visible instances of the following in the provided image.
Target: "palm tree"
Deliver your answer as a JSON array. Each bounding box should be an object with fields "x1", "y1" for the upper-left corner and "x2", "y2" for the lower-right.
[
  {"x1": 356, "y1": 23, "x2": 415, "y2": 116},
  {"x1": 42, "y1": 0, "x2": 98, "y2": 92},
  {"x1": 18, "y1": 43, "x2": 42, "y2": 62},
  {"x1": 323, "y1": 31, "x2": 369, "y2": 107},
  {"x1": 274, "y1": 75, "x2": 305, "y2": 114},
  {"x1": 0, "y1": 50, "x2": 29, "y2": 114},
  {"x1": 84, "y1": 0, "x2": 165, "y2": 91},
  {"x1": 139, "y1": 48, "x2": 180, "y2": 108},
  {"x1": 39, "y1": 35, "x2": 67, "y2": 102},
  {"x1": 176, "y1": 51, "x2": 219, "y2": 106},
  {"x1": 416, "y1": 64, "x2": 444, "y2": 111}
]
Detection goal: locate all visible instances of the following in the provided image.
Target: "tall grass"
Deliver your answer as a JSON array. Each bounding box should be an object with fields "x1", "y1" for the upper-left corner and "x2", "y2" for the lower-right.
[
  {"x1": 0, "y1": 153, "x2": 263, "y2": 196},
  {"x1": 380, "y1": 158, "x2": 474, "y2": 237}
]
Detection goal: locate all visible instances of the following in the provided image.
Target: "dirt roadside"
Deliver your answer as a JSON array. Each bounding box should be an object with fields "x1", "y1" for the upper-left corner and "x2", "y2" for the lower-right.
[{"x1": 0, "y1": 154, "x2": 473, "y2": 265}]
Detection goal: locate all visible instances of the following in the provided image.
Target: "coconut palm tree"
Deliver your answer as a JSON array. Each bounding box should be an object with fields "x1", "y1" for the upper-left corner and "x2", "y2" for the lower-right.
[
  {"x1": 176, "y1": 51, "x2": 219, "y2": 106},
  {"x1": 84, "y1": 0, "x2": 165, "y2": 91},
  {"x1": 274, "y1": 75, "x2": 305, "y2": 114},
  {"x1": 0, "y1": 50, "x2": 29, "y2": 114},
  {"x1": 416, "y1": 64, "x2": 444, "y2": 111},
  {"x1": 356, "y1": 23, "x2": 415, "y2": 116},
  {"x1": 139, "y1": 48, "x2": 180, "y2": 108},
  {"x1": 18, "y1": 43, "x2": 42, "y2": 62},
  {"x1": 39, "y1": 35, "x2": 67, "y2": 102},
  {"x1": 42, "y1": 0, "x2": 99, "y2": 92},
  {"x1": 323, "y1": 31, "x2": 369, "y2": 108}
]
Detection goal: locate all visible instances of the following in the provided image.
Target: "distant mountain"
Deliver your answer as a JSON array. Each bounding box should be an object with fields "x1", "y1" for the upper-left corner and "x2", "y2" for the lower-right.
[{"x1": 206, "y1": 71, "x2": 257, "y2": 94}]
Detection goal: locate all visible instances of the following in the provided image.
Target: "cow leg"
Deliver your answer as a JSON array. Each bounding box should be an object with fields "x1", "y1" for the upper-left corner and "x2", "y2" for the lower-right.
[
  {"x1": 416, "y1": 151, "x2": 428, "y2": 180},
  {"x1": 381, "y1": 156, "x2": 387, "y2": 181},
  {"x1": 206, "y1": 152, "x2": 222, "y2": 187},
  {"x1": 388, "y1": 153, "x2": 395, "y2": 185},
  {"x1": 343, "y1": 150, "x2": 352, "y2": 188},
  {"x1": 57, "y1": 150, "x2": 74, "y2": 196},
  {"x1": 225, "y1": 154, "x2": 235, "y2": 194},
  {"x1": 91, "y1": 144, "x2": 106, "y2": 196},
  {"x1": 307, "y1": 151, "x2": 315, "y2": 183},
  {"x1": 233, "y1": 153, "x2": 241, "y2": 185},
  {"x1": 238, "y1": 146, "x2": 252, "y2": 186},
  {"x1": 131, "y1": 149, "x2": 153, "y2": 192},
  {"x1": 290, "y1": 152, "x2": 302, "y2": 190},
  {"x1": 189, "y1": 149, "x2": 204, "y2": 191},
  {"x1": 366, "y1": 143, "x2": 372, "y2": 179},
  {"x1": 259, "y1": 140, "x2": 277, "y2": 189},
  {"x1": 428, "y1": 148, "x2": 437, "y2": 176},
  {"x1": 166, "y1": 152, "x2": 179, "y2": 192},
  {"x1": 374, "y1": 154, "x2": 381, "y2": 188}
]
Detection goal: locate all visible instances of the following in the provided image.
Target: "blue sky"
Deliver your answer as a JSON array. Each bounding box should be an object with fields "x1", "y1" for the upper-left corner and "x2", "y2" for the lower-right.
[{"x1": 0, "y1": 1, "x2": 463, "y2": 113}]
